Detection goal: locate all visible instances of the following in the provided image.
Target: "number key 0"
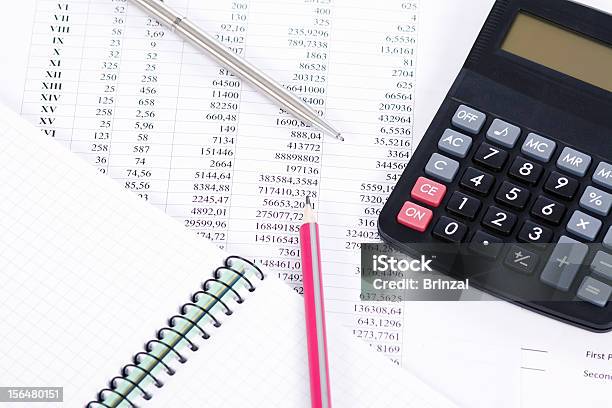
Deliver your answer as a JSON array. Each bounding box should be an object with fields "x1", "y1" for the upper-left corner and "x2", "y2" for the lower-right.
[{"x1": 433, "y1": 216, "x2": 468, "y2": 243}]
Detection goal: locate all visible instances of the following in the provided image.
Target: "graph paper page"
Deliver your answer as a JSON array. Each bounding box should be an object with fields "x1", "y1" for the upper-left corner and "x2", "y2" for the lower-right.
[{"x1": 0, "y1": 101, "x2": 230, "y2": 405}]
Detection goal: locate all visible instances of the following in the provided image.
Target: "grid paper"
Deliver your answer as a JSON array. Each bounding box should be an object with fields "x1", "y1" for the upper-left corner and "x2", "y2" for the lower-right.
[{"x1": 0, "y1": 102, "x2": 227, "y2": 406}]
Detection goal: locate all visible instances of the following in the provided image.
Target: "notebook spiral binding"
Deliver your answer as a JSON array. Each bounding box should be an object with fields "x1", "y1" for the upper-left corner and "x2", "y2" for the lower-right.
[{"x1": 86, "y1": 255, "x2": 264, "y2": 408}]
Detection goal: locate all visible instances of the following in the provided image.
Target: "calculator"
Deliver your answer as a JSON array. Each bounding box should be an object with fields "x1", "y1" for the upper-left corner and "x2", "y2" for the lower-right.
[{"x1": 378, "y1": 0, "x2": 612, "y2": 332}]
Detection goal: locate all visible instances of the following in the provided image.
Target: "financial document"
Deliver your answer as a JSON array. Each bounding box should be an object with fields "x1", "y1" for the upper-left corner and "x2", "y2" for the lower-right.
[{"x1": 16, "y1": 0, "x2": 419, "y2": 366}]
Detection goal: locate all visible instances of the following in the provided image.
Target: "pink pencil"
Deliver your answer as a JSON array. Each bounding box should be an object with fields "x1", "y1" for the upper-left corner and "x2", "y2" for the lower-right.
[{"x1": 300, "y1": 196, "x2": 332, "y2": 408}]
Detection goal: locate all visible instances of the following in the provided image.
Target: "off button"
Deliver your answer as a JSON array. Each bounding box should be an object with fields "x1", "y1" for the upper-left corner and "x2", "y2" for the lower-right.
[{"x1": 452, "y1": 105, "x2": 486, "y2": 134}]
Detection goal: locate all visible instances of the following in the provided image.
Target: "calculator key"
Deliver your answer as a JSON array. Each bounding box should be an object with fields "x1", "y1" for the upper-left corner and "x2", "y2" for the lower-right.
[
  {"x1": 451, "y1": 105, "x2": 486, "y2": 134},
  {"x1": 556, "y1": 147, "x2": 592, "y2": 177},
  {"x1": 540, "y1": 235, "x2": 588, "y2": 291},
  {"x1": 486, "y1": 119, "x2": 521, "y2": 148},
  {"x1": 460, "y1": 167, "x2": 495, "y2": 195},
  {"x1": 544, "y1": 171, "x2": 579, "y2": 200},
  {"x1": 495, "y1": 181, "x2": 530, "y2": 210},
  {"x1": 590, "y1": 251, "x2": 612, "y2": 281},
  {"x1": 446, "y1": 192, "x2": 481, "y2": 220},
  {"x1": 566, "y1": 210, "x2": 602, "y2": 242},
  {"x1": 473, "y1": 142, "x2": 509, "y2": 171},
  {"x1": 521, "y1": 133, "x2": 556, "y2": 162},
  {"x1": 438, "y1": 129, "x2": 473, "y2": 158},
  {"x1": 482, "y1": 206, "x2": 517, "y2": 235},
  {"x1": 531, "y1": 196, "x2": 566, "y2": 225},
  {"x1": 424, "y1": 153, "x2": 460, "y2": 183},
  {"x1": 508, "y1": 157, "x2": 543, "y2": 185},
  {"x1": 577, "y1": 277, "x2": 611, "y2": 308},
  {"x1": 469, "y1": 230, "x2": 504, "y2": 259},
  {"x1": 504, "y1": 245, "x2": 539, "y2": 275},
  {"x1": 579, "y1": 186, "x2": 611, "y2": 216},
  {"x1": 432, "y1": 216, "x2": 468, "y2": 243},
  {"x1": 396, "y1": 201, "x2": 433, "y2": 232},
  {"x1": 411, "y1": 177, "x2": 447, "y2": 208},
  {"x1": 593, "y1": 162, "x2": 612, "y2": 190},
  {"x1": 517, "y1": 220, "x2": 553, "y2": 248},
  {"x1": 605, "y1": 228, "x2": 612, "y2": 251}
]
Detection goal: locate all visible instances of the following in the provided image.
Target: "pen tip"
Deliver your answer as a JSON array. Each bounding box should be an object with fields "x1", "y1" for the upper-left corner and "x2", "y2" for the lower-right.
[{"x1": 336, "y1": 133, "x2": 344, "y2": 142}]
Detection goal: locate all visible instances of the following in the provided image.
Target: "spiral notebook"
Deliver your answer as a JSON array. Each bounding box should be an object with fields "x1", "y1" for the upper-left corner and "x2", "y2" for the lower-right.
[{"x1": 0, "y1": 103, "x2": 456, "y2": 408}]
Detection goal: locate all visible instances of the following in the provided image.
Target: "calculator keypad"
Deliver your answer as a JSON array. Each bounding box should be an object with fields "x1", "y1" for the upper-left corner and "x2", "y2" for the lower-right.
[{"x1": 390, "y1": 103, "x2": 612, "y2": 317}]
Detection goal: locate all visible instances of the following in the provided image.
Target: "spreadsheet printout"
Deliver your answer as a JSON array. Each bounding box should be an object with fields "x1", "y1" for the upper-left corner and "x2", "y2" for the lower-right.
[{"x1": 21, "y1": 0, "x2": 418, "y2": 363}]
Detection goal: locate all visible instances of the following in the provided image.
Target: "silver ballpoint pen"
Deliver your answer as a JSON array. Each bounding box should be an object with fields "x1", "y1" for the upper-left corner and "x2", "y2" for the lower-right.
[{"x1": 129, "y1": 0, "x2": 343, "y2": 141}]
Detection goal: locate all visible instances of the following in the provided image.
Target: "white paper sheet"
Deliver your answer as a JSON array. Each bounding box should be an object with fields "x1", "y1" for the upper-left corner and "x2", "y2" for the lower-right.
[{"x1": 5, "y1": 0, "x2": 423, "y2": 366}]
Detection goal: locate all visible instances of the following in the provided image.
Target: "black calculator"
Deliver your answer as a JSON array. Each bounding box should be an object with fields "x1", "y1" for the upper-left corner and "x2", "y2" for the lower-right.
[{"x1": 378, "y1": 0, "x2": 612, "y2": 332}]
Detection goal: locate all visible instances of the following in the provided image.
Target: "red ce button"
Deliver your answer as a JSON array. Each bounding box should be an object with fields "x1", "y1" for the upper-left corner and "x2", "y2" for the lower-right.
[{"x1": 411, "y1": 177, "x2": 447, "y2": 207}]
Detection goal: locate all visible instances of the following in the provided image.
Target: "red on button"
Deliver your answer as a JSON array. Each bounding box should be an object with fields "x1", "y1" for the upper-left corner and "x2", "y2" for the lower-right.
[
  {"x1": 397, "y1": 201, "x2": 433, "y2": 232},
  {"x1": 411, "y1": 177, "x2": 447, "y2": 207}
]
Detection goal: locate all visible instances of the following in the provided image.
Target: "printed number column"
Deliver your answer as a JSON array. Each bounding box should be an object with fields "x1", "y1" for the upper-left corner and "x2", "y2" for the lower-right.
[
  {"x1": 165, "y1": 0, "x2": 250, "y2": 249},
  {"x1": 21, "y1": 0, "x2": 88, "y2": 148},
  {"x1": 70, "y1": 0, "x2": 127, "y2": 174},
  {"x1": 226, "y1": 0, "x2": 332, "y2": 294},
  {"x1": 107, "y1": 1, "x2": 187, "y2": 205},
  {"x1": 319, "y1": 0, "x2": 419, "y2": 365}
]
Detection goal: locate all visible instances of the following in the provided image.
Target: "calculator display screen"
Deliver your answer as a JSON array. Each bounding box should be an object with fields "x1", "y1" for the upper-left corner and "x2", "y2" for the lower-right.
[{"x1": 502, "y1": 12, "x2": 612, "y2": 92}]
